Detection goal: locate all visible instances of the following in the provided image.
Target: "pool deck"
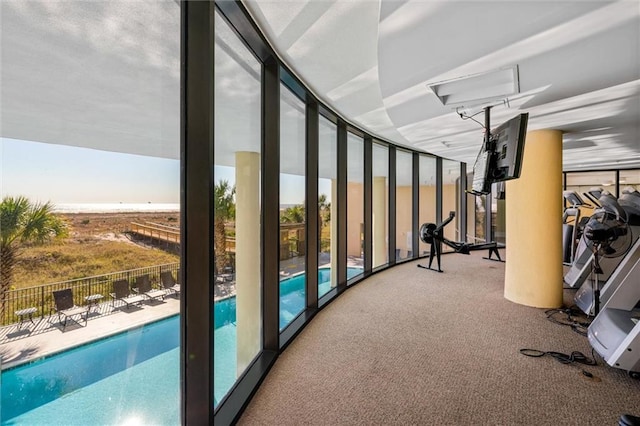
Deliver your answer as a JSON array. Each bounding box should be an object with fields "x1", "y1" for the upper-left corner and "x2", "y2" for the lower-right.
[{"x1": 0, "y1": 295, "x2": 180, "y2": 370}]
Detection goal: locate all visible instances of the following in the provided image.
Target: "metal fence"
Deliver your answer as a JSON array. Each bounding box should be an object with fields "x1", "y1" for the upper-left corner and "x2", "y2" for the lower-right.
[{"x1": 0, "y1": 263, "x2": 180, "y2": 327}]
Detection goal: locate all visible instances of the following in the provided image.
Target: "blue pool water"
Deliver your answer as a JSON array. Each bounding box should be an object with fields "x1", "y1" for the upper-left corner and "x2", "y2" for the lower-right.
[
  {"x1": 1, "y1": 316, "x2": 180, "y2": 425},
  {"x1": 1, "y1": 267, "x2": 362, "y2": 423}
]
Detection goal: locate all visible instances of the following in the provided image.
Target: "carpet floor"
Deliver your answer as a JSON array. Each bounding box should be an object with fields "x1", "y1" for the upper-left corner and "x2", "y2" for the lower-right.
[{"x1": 239, "y1": 252, "x2": 639, "y2": 425}]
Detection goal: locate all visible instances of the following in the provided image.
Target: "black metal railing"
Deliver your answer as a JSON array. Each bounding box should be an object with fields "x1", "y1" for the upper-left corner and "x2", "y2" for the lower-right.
[{"x1": 0, "y1": 263, "x2": 180, "y2": 326}]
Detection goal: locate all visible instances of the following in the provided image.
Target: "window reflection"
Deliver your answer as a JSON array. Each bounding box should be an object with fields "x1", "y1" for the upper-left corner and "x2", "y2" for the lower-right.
[
  {"x1": 442, "y1": 160, "x2": 461, "y2": 251},
  {"x1": 372, "y1": 143, "x2": 389, "y2": 268},
  {"x1": 279, "y1": 84, "x2": 306, "y2": 329},
  {"x1": 419, "y1": 155, "x2": 437, "y2": 256},
  {"x1": 347, "y1": 133, "x2": 364, "y2": 279},
  {"x1": 318, "y1": 116, "x2": 337, "y2": 297},
  {"x1": 396, "y1": 150, "x2": 413, "y2": 261},
  {"x1": 213, "y1": 10, "x2": 262, "y2": 407}
]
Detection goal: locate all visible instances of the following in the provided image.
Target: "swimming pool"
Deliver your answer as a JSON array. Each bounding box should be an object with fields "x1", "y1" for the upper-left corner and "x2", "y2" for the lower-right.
[
  {"x1": 1, "y1": 316, "x2": 180, "y2": 425},
  {"x1": 1, "y1": 266, "x2": 362, "y2": 423}
]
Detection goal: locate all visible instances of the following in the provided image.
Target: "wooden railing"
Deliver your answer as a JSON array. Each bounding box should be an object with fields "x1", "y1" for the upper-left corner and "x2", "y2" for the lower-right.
[
  {"x1": 130, "y1": 222, "x2": 180, "y2": 244},
  {"x1": 0, "y1": 263, "x2": 180, "y2": 327}
]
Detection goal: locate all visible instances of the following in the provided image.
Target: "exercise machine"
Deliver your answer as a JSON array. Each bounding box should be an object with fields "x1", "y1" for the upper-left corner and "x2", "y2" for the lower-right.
[
  {"x1": 562, "y1": 190, "x2": 592, "y2": 265},
  {"x1": 587, "y1": 236, "x2": 640, "y2": 379},
  {"x1": 571, "y1": 189, "x2": 640, "y2": 315},
  {"x1": 417, "y1": 211, "x2": 504, "y2": 273}
]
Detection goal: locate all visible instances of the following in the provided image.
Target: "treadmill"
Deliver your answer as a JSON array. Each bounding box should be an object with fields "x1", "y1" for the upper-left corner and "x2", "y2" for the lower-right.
[
  {"x1": 588, "y1": 236, "x2": 640, "y2": 378},
  {"x1": 573, "y1": 188, "x2": 640, "y2": 315}
]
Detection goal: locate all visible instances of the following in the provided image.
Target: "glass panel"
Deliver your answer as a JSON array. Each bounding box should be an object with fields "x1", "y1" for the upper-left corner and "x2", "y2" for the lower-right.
[
  {"x1": 475, "y1": 195, "x2": 487, "y2": 242},
  {"x1": 213, "y1": 11, "x2": 262, "y2": 407},
  {"x1": 396, "y1": 150, "x2": 413, "y2": 260},
  {"x1": 347, "y1": 133, "x2": 364, "y2": 279},
  {"x1": 1, "y1": 2, "x2": 181, "y2": 423},
  {"x1": 419, "y1": 156, "x2": 437, "y2": 256},
  {"x1": 372, "y1": 143, "x2": 389, "y2": 268},
  {"x1": 565, "y1": 171, "x2": 616, "y2": 201},
  {"x1": 318, "y1": 116, "x2": 337, "y2": 298},
  {"x1": 620, "y1": 169, "x2": 640, "y2": 191},
  {"x1": 442, "y1": 160, "x2": 461, "y2": 251},
  {"x1": 279, "y1": 84, "x2": 306, "y2": 329},
  {"x1": 492, "y1": 182, "x2": 506, "y2": 244}
]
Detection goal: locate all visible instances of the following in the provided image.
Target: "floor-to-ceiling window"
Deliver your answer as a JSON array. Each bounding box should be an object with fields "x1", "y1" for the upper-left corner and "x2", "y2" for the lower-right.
[
  {"x1": 419, "y1": 155, "x2": 437, "y2": 255},
  {"x1": 442, "y1": 159, "x2": 461, "y2": 250},
  {"x1": 347, "y1": 132, "x2": 365, "y2": 278},
  {"x1": 279, "y1": 84, "x2": 306, "y2": 329},
  {"x1": 318, "y1": 115, "x2": 337, "y2": 297},
  {"x1": 1, "y1": 2, "x2": 181, "y2": 423},
  {"x1": 372, "y1": 143, "x2": 389, "y2": 268},
  {"x1": 396, "y1": 150, "x2": 413, "y2": 260},
  {"x1": 213, "y1": 10, "x2": 262, "y2": 407}
]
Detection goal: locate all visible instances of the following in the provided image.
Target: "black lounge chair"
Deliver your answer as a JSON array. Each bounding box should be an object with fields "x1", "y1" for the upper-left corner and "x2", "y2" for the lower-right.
[
  {"x1": 160, "y1": 271, "x2": 181, "y2": 297},
  {"x1": 134, "y1": 274, "x2": 166, "y2": 302},
  {"x1": 51, "y1": 288, "x2": 88, "y2": 330},
  {"x1": 110, "y1": 279, "x2": 145, "y2": 309}
]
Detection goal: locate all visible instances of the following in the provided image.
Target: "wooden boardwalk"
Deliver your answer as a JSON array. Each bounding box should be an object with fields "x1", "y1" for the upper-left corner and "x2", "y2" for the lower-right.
[
  {"x1": 129, "y1": 222, "x2": 180, "y2": 244},
  {"x1": 128, "y1": 222, "x2": 235, "y2": 252}
]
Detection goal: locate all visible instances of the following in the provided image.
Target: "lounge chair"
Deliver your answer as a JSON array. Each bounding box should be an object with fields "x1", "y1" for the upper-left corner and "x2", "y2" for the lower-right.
[
  {"x1": 134, "y1": 274, "x2": 166, "y2": 302},
  {"x1": 160, "y1": 271, "x2": 181, "y2": 297},
  {"x1": 110, "y1": 279, "x2": 145, "y2": 309},
  {"x1": 51, "y1": 288, "x2": 88, "y2": 330}
]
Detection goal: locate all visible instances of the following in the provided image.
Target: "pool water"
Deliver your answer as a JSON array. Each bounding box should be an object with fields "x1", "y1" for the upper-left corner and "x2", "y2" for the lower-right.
[
  {"x1": 1, "y1": 267, "x2": 362, "y2": 423},
  {"x1": 1, "y1": 316, "x2": 180, "y2": 425}
]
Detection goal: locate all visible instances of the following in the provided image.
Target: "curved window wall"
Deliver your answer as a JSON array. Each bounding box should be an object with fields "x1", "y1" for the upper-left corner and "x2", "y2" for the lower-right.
[
  {"x1": 372, "y1": 143, "x2": 389, "y2": 268},
  {"x1": 213, "y1": 10, "x2": 262, "y2": 407},
  {"x1": 207, "y1": 2, "x2": 476, "y2": 422}
]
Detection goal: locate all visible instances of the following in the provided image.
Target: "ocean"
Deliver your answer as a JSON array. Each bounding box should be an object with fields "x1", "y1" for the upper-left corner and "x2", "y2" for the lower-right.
[{"x1": 53, "y1": 203, "x2": 180, "y2": 213}]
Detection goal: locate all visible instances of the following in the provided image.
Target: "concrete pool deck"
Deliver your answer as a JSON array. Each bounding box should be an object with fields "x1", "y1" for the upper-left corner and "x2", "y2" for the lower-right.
[{"x1": 0, "y1": 295, "x2": 180, "y2": 370}]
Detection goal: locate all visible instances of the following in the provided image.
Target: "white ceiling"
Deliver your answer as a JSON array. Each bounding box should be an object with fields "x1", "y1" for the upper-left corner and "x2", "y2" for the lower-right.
[
  {"x1": 244, "y1": 0, "x2": 640, "y2": 172},
  {"x1": 1, "y1": 1, "x2": 638, "y2": 176},
  {"x1": 0, "y1": 1, "x2": 181, "y2": 159}
]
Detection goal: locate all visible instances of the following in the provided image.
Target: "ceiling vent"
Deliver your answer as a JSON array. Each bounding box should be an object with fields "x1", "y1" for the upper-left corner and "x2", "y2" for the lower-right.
[{"x1": 428, "y1": 65, "x2": 520, "y2": 108}]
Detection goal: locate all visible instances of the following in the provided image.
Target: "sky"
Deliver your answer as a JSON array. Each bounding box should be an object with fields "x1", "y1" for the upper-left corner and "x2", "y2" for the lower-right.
[
  {"x1": 1, "y1": 138, "x2": 179, "y2": 204},
  {"x1": 1, "y1": 138, "x2": 328, "y2": 207}
]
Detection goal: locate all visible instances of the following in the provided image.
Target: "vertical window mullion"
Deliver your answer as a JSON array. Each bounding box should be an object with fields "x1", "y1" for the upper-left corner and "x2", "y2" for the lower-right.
[
  {"x1": 412, "y1": 153, "x2": 419, "y2": 257},
  {"x1": 388, "y1": 147, "x2": 397, "y2": 263},
  {"x1": 364, "y1": 136, "x2": 373, "y2": 273},
  {"x1": 306, "y1": 100, "x2": 319, "y2": 308},
  {"x1": 262, "y1": 57, "x2": 280, "y2": 351},
  {"x1": 182, "y1": 1, "x2": 214, "y2": 423},
  {"x1": 337, "y1": 121, "x2": 347, "y2": 287}
]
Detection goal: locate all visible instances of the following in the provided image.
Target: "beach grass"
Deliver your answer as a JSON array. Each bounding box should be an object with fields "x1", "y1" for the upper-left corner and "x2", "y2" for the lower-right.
[{"x1": 11, "y1": 212, "x2": 180, "y2": 290}]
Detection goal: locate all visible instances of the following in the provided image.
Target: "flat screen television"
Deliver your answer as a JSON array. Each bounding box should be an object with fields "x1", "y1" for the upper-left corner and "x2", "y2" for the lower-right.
[{"x1": 470, "y1": 112, "x2": 528, "y2": 195}]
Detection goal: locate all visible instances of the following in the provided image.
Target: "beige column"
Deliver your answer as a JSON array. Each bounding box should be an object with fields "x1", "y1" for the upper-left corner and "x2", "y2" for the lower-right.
[
  {"x1": 235, "y1": 151, "x2": 261, "y2": 375},
  {"x1": 373, "y1": 176, "x2": 387, "y2": 267},
  {"x1": 504, "y1": 130, "x2": 563, "y2": 308},
  {"x1": 331, "y1": 179, "x2": 338, "y2": 287}
]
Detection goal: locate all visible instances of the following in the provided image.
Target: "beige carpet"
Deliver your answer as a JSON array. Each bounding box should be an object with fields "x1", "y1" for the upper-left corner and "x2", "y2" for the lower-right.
[{"x1": 239, "y1": 252, "x2": 640, "y2": 425}]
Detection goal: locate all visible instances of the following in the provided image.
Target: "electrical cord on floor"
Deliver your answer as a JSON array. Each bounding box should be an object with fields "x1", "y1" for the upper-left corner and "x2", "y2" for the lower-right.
[
  {"x1": 519, "y1": 348, "x2": 599, "y2": 381},
  {"x1": 545, "y1": 307, "x2": 591, "y2": 336}
]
